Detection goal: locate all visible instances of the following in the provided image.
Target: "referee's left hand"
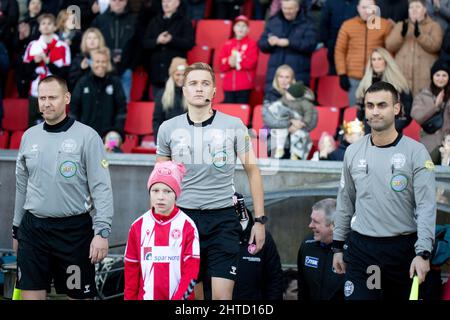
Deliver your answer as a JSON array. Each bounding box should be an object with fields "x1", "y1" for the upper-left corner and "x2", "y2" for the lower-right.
[
  {"x1": 249, "y1": 223, "x2": 265, "y2": 255},
  {"x1": 90, "y1": 235, "x2": 109, "y2": 264}
]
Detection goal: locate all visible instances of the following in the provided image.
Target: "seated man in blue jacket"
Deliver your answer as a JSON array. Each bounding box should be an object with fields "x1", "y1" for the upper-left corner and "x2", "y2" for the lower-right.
[{"x1": 297, "y1": 198, "x2": 345, "y2": 300}]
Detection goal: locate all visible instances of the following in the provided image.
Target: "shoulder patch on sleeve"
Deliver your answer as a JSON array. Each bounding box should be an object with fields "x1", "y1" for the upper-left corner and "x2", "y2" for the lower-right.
[
  {"x1": 101, "y1": 159, "x2": 109, "y2": 169},
  {"x1": 424, "y1": 160, "x2": 435, "y2": 171}
]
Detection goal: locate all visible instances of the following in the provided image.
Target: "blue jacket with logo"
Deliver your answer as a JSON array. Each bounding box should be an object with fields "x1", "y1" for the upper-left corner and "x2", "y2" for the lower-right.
[{"x1": 297, "y1": 235, "x2": 345, "y2": 300}]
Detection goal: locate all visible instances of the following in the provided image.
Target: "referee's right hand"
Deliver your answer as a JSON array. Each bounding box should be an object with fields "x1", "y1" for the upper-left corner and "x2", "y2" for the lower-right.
[{"x1": 333, "y1": 252, "x2": 346, "y2": 274}]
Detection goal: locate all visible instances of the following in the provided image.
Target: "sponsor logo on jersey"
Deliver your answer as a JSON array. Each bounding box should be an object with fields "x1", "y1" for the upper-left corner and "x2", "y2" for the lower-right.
[
  {"x1": 144, "y1": 247, "x2": 152, "y2": 261},
  {"x1": 61, "y1": 139, "x2": 77, "y2": 153},
  {"x1": 212, "y1": 150, "x2": 227, "y2": 168},
  {"x1": 171, "y1": 229, "x2": 181, "y2": 240},
  {"x1": 425, "y1": 160, "x2": 435, "y2": 171},
  {"x1": 390, "y1": 174, "x2": 408, "y2": 192},
  {"x1": 357, "y1": 159, "x2": 367, "y2": 168},
  {"x1": 31, "y1": 144, "x2": 39, "y2": 153},
  {"x1": 305, "y1": 256, "x2": 319, "y2": 268},
  {"x1": 344, "y1": 280, "x2": 354, "y2": 297},
  {"x1": 391, "y1": 153, "x2": 406, "y2": 169},
  {"x1": 59, "y1": 161, "x2": 77, "y2": 178}
]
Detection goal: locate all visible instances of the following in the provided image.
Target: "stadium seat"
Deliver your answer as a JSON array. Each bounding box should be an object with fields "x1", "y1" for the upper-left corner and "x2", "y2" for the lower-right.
[
  {"x1": 9, "y1": 131, "x2": 24, "y2": 149},
  {"x1": 248, "y1": 20, "x2": 265, "y2": 42},
  {"x1": 343, "y1": 106, "x2": 359, "y2": 122},
  {"x1": 403, "y1": 120, "x2": 421, "y2": 142},
  {"x1": 316, "y1": 76, "x2": 349, "y2": 108},
  {"x1": 130, "y1": 66, "x2": 148, "y2": 101},
  {"x1": 124, "y1": 101, "x2": 154, "y2": 135},
  {"x1": 4, "y1": 69, "x2": 19, "y2": 98},
  {"x1": 310, "y1": 47, "x2": 329, "y2": 92},
  {"x1": 249, "y1": 52, "x2": 270, "y2": 106},
  {"x1": 251, "y1": 104, "x2": 264, "y2": 133},
  {"x1": 310, "y1": 106, "x2": 340, "y2": 144},
  {"x1": 131, "y1": 135, "x2": 157, "y2": 154},
  {"x1": 2, "y1": 98, "x2": 29, "y2": 131},
  {"x1": 188, "y1": 45, "x2": 212, "y2": 65},
  {"x1": 196, "y1": 20, "x2": 232, "y2": 51},
  {"x1": 213, "y1": 103, "x2": 251, "y2": 125},
  {"x1": 213, "y1": 73, "x2": 225, "y2": 104},
  {"x1": 0, "y1": 130, "x2": 9, "y2": 149},
  {"x1": 123, "y1": 101, "x2": 155, "y2": 153}
]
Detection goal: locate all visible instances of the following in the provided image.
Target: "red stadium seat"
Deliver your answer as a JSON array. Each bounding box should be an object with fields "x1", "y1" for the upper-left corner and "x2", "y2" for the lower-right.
[
  {"x1": 310, "y1": 47, "x2": 329, "y2": 91},
  {"x1": 188, "y1": 45, "x2": 212, "y2": 65},
  {"x1": 131, "y1": 135, "x2": 157, "y2": 154},
  {"x1": 4, "y1": 69, "x2": 19, "y2": 98},
  {"x1": 249, "y1": 52, "x2": 270, "y2": 106},
  {"x1": 343, "y1": 106, "x2": 359, "y2": 122},
  {"x1": 317, "y1": 76, "x2": 349, "y2": 108},
  {"x1": 196, "y1": 20, "x2": 232, "y2": 51},
  {"x1": 251, "y1": 104, "x2": 264, "y2": 133},
  {"x1": 213, "y1": 103, "x2": 251, "y2": 125},
  {"x1": 248, "y1": 20, "x2": 265, "y2": 42},
  {"x1": 403, "y1": 120, "x2": 421, "y2": 142},
  {"x1": 0, "y1": 130, "x2": 10, "y2": 149},
  {"x1": 310, "y1": 106, "x2": 340, "y2": 144},
  {"x1": 124, "y1": 101, "x2": 154, "y2": 135},
  {"x1": 123, "y1": 102, "x2": 156, "y2": 153},
  {"x1": 130, "y1": 66, "x2": 148, "y2": 101},
  {"x1": 9, "y1": 131, "x2": 24, "y2": 149},
  {"x1": 213, "y1": 73, "x2": 225, "y2": 104},
  {"x1": 2, "y1": 98, "x2": 29, "y2": 131}
]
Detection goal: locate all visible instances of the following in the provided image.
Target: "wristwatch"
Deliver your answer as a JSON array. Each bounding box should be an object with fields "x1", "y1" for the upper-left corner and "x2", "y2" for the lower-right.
[
  {"x1": 417, "y1": 250, "x2": 431, "y2": 260},
  {"x1": 97, "y1": 228, "x2": 111, "y2": 239},
  {"x1": 254, "y1": 216, "x2": 268, "y2": 225}
]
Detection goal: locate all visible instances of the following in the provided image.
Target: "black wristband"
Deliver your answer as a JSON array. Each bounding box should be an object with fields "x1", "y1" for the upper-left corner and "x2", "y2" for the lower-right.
[{"x1": 12, "y1": 225, "x2": 19, "y2": 239}]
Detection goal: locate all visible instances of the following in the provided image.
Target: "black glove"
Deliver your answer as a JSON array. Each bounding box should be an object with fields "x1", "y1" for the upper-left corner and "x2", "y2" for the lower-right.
[
  {"x1": 401, "y1": 20, "x2": 408, "y2": 37},
  {"x1": 339, "y1": 74, "x2": 350, "y2": 91},
  {"x1": 414, "y1": 21, "x2": 421, "y2": 37}
]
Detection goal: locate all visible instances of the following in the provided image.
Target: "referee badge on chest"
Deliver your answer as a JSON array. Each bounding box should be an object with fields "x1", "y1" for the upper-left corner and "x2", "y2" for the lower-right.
[
  {"x1": 60, "y1": 161, "x2": 77, "y2": 178},
  {"x1": 212, "y1": 150, "x2": 227, "y2": 168},
  {"x1": 390, "y1": 174, "x2": 408, "y2": 192}
]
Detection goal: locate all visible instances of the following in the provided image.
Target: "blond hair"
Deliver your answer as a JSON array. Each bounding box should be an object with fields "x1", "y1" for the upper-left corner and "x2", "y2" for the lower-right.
[
  {"x1": 355, "y1": 48, "x2": 410, "y2": 100},
  {"x1": 162, "y1": 77, "x2": 188, "y2": 112},
  {"x1": 272, "y1": 64, "x2": 296, "y2": 94},
  {"x1": 183, "y1": 62, "x2": 216, "y2": 86},
  {"x1": 90, "y1": 47, "x2": 113, "y2": 73},
  {"x1": 80, "y1": 27, "x2": 106, "y2": 55}
]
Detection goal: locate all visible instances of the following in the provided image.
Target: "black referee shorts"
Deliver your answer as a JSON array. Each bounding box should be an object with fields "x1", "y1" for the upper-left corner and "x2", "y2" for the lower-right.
[
  {"x1": 343, "y1": 231, "x2": 417, "y2": 300},
  {"x1": 16, "y1": 211, "x2": 97, "y2": 299},
  {"x1": 180, "y1": 206, "x2": 241, "y2": 282}
]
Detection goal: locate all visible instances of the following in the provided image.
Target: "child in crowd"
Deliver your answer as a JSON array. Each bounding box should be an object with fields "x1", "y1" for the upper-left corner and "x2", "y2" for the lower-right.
[
  {"x1": 124, "y1": 161, "x2": 200, "y2": 300},
  {"x1": 23, "y1": 13, "x2": 71, "y2": 126},
  {"x1": 263, "y1": 81, "x2": 317, "y2": 160}
]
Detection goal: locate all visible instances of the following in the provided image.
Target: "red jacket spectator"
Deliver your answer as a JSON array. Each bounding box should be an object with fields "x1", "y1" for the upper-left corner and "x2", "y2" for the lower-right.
[{"x1": 219, "y1": 35, "x2": 258, "y2": 92}]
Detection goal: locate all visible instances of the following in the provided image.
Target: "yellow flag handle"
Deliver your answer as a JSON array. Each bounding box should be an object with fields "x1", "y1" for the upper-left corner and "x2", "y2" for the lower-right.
[
  {"x1": 409, "y1": 275, "x2": 419, "y2": 300},
  {"x1": 12, "y1": 286, "x2": 22, "y2": 300}
]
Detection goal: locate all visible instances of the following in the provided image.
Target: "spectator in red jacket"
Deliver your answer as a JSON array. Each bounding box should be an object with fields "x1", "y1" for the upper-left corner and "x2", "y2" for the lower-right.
[{"x1": 219, "y1": 15, "x2": 259, "y2": 104}]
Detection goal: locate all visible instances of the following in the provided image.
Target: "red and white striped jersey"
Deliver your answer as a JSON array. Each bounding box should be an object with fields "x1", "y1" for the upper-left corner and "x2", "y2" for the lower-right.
[
  {"x1": 124, "y1": 207, "x2": 200, "y2": 300},
  {"x1": 23, "y1": 34, "x2": 71, "y2": 97}
]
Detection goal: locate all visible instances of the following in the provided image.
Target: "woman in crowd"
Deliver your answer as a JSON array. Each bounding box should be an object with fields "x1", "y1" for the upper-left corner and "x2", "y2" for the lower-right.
[
  {"x1": 219, "y1": 15, "x2": 258, "y2": 104},
  {"x1": 55, "y1": 9, "x2": 82, "y2": 58},
  {"x1": 355, "y1": 47, "x2": 413, "y2": 133},
  {"x1": 385, "y1": 0, "x2": 443, "y2": 96},
  {"x1": 263, "y1": 64, "x2": 296, "y2": 104},
  {"x1": 68, "y1": 27, "x2": 106, "y2": 90},
  {"x1": 153, "y1": 57, "x2": 188, "y2": 139},
  {"x1": 411, "y1": 60, "x2": 450, "y2": 155}
]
